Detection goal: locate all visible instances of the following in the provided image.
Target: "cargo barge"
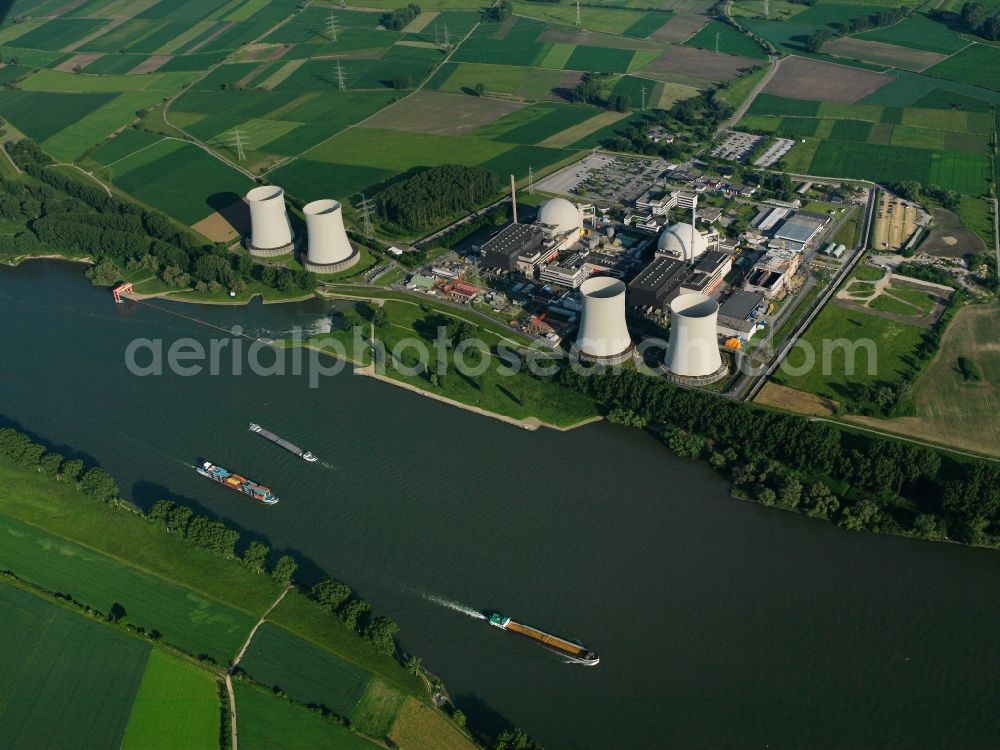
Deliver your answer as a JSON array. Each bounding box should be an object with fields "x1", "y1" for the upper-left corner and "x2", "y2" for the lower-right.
[
  {"x1": 196, "y1": 461, "x2": 279, "y2": 505},
  {"x1": 489, "y1": 613, "x2": 599, "y2": 665},
  {"x1": 249, "y1": 423, "x2": 317, "y2": 462}
]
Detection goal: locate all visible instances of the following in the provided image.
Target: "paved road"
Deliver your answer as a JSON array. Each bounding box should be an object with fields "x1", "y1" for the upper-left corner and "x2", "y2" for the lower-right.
[{"x1": 717, "y1": 54, "x2": 780, "y2": 135}]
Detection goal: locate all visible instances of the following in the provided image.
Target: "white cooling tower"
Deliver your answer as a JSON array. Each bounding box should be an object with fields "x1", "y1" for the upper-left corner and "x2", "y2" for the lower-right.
[
  {"x1": 574, "y1": 277, "x2": 633, "y2": 362},
  {"x1": 247, "y1": 185, "x2": 294, "y2": 255},
  {"x1": 303, "y1": 199, "x2": 356, "y2": 269},
  {"x1": 664, "y1": 294, "x2": 722, "y2": 377}
]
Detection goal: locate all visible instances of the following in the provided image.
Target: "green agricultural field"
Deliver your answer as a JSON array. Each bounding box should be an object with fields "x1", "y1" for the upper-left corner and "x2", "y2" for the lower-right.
[
  {"x1": 0, "y1": 513, "x2": 256, "y2": 662},
  {"x1": 111, "y1": 139, "x2": 253, "y2": 225},
  {"x1": 611, "y1": 75, "x2": 662, "y2": 108},
  {"x1": 957, "y1": 195, "x2": 995, "y2": 248},
  {"x1": 82, "y1": 54, "x2": 147, "y2": 74},
  {"x1": 0, "y1": 45, "x2": 68, "y2": 68},
  {"x1": 41, "y1": 90, "x2": 166, "y2": 162},
  {"x1": 748, "y1": 93, "x2": 820, "y2": 117},
  {"x1": 349, "y1": 45, "x2": 444, "y2": 90},
  {"x1": 0, "y1": 90, "x2": 114, "y2": 143},
  {"x1": 19, "y1": 68, "x2": 194, "y2": 93},
  {"x1": 306, "y1": 127, "x2": 512, "y2": 172},
  {"x1": 120, "y1": 650, "x2": 219, "y2": 750},
  {"x1": 809, "y1": 139, "x2": 930, "y2": 186},
  {"x1": 856, "y1": 16, "x2": 967, "y2": 55},
  {"x1": 270, "y1": 159, "x2": 395, "y2": 203},
  {"x1": 926, "y1": 44, "x2": 1000, "y2": 92},
  {"x1": 0, "y1": 582, "x2": 150, "y2": 750},
  {"x1": 777, "y1": 116, "x2": 821, "y2": 137},
  {"x1": 564, "y1": 45, "x2": 635, "y2": 73},
  {"x1": 774, "y1": 305, "x2": 926, "y2": 399},
  {"x1": 829, "y1": 118, "x2": 871, "y2": 141},
  {"x1": 622, "y1": 11, "x2": 674, "y2": 39},
  {"x1": 450, "y1": 18, "x2": 550, "y2": 67},
  {"x1": 239, "y1": 623, "x2": 372, "y2": 717},
  {"x1": 478, "y1": 143, "x2": 575, "y2": 178},
  {"x1": 7, "y1": 18, "x2": 106, "y2": 50},
  {"x1": 351, "y1": 679, "x2": 406, "y2": 737},
  {"x1": 234, "y1": 682, "x2": 380, "y2": 750},
  {"x1": 474, "y1": 102, "x2": 598, "y2": 144},
  {"x1": 685, "y1": 19, "x2": 768, "y2": 59},
  {"x1": 928, "y1": 151, "x2": 991, "y2": 195}
]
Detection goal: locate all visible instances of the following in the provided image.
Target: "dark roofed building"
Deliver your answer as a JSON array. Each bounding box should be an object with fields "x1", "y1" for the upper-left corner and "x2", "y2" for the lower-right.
[
  {"x1": 481, "y1": 223, "x2": 546, "y2": 272},
  {"x1": 627, "y1": 256, "x2": 687, "y2": 310}
]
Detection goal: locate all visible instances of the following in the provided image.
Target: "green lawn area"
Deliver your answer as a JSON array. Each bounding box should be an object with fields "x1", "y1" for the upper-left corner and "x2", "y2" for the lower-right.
[
  {"x1": 0, "y1": 513, "x2": 256, "y2": 663},
  {"x1": 19, "y1": 68, "x2": 195, "y2": 93},
  {"x1": 120, "y1": 650, "x2": 220, "y2": 750},
  {"x1": 830, "y1": 206, "x2": 860, "y2": 247},
  {"x1": 850, "y1": 260, "x2": 887, "y2": 281},
  {"x1": 240, "y1": 623, "x2": 373, "y2": 717},
  {"x1": 234, "y1": 682, "x2": 381, "y2": 750},
  {"x1": 957, "y1": 195, "x2": 995, "y2": 249},
  {"x1": 773, "y1": 304, "x2": 926, "y2": 399},
  {"x1": 0, "y1": 581, "x2": 150, "y2": 750},
  {"x1": 872, "y1": 285, "x2": 937, "y2": 316},
  {"x1": 351, "y1": 678, "x2": 406, "y2": 737}
]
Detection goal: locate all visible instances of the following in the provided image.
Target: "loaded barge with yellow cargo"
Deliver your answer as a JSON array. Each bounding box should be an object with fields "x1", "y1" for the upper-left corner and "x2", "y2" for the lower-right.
[
  {"x1": 489, "y1": 613, "x2": 599, "y2": 665},
  {"x1": 196, "y1": 461, "x2": 279, "y2": 505}
]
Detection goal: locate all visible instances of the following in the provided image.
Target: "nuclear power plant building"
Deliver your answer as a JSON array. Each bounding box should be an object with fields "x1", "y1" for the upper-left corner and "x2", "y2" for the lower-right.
[
  {"x1": 301, "y1": 199, "x2": 359, "y2": 273},
  {"x1": 573, "y1": 276, "x2": 634, "y2": 364},
  {"x1": 663, "y1": 293, "x2": 727, "y2": 383},
  {"x1": 246, "y1": 185, "x2": 295, "y2": 257}
]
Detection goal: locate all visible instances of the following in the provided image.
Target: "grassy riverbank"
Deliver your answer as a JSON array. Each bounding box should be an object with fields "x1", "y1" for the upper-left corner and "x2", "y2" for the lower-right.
[{"x1": 0, "y1": 452, "x2": 476, "y2": 749}]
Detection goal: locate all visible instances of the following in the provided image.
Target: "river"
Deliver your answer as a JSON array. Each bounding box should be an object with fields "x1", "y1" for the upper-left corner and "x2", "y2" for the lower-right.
[{"x1": 2, "y1": 260, "x2": 998, "y2": 749}]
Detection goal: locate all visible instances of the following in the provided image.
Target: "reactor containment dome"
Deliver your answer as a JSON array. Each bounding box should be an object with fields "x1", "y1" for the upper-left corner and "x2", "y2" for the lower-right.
[
  {"x1": 537, "y1": 197, "x2": 582, "y2": 239},
  {"x1": 246, "y1": 185, "x2": 295, "y2": 257},
  {"x1": 662, "y1": 293, "x2": 727, "y2": 384},
  {"x1": 301, "y1": 199, "x2": 359, "y2": 273},
  {"x1": 657, "y1": 222, "x2": 707, "y2": 262},
  {"x1": 572, "y1": 277, "x2": 634, "y2": 364}
]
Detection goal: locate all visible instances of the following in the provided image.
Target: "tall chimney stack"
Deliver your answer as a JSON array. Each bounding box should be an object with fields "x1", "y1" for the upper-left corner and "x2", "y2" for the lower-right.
[{"x1": 510, "y1": 174, "x2": 518, "y2": 224}]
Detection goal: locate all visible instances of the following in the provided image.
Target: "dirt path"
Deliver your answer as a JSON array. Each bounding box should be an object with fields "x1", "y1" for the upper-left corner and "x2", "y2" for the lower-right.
[
  {"x1": 226, "y1": 584, "x2": 292, "y2": 750},
  {"x1": 717, "y1": 54, "x2": 780, "y2": 135}
]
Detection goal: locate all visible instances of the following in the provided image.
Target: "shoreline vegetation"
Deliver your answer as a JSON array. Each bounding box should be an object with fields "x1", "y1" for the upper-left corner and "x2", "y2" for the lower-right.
[
  {"x1": 5, "y1": 254, "x2": 1000, "y2": 552},
  {"x1": 0, "y1": 426, "x2": 543, "y2": 750}
]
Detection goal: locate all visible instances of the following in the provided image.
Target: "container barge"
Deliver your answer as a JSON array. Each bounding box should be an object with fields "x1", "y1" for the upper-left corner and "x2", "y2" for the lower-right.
[
  {"x1": 249, "y1": 423, "x2": 317, "y2": 462},
  {"x1": 489, "y1": 613, "x2": 599, "y2": 665},
  {"x1": 196, "y1": 461, "x2": 279, "y2": 505}
]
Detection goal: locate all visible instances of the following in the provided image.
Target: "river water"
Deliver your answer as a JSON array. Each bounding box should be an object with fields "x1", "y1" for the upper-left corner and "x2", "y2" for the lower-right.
[{"x1": 2, "y1": 260, "x2": 999, "y2": 749}]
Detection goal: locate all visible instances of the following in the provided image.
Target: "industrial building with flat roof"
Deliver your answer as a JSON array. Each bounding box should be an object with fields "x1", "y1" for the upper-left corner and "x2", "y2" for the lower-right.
[
  {"x1": 718, "y1": 290, "x2": 765, "y2": 339},
  {"x1": 627, "y1": 256, "x2": 688, "y2": 311},
  {"x1": 680, "y1": 250, "x2": 732, "y2": 295},
  {"x1": 481, "y1": 223, "x2": 549, "y2": 273},
  {"x1": 773, "y1": 212, "x2": 829, "y2": 250},
  {"x1": 743, "y1": 246, "x2": 801, "y2": 298}
]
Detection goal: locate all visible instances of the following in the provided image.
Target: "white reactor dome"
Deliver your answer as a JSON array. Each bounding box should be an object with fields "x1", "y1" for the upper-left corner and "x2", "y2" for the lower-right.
[
  {"x1": 658, "y1": 222, "x2": 707, "y2": 261},
  {"x1": 537, "y1": 197, "x2": 581, "y2": 235}
]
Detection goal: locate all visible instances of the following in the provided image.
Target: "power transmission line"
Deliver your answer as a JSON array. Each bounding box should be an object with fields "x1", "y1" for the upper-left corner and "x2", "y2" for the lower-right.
[
  {"x1": 433, "y1": 20, "x2": 439, "y2": 45},
  {"x1": 357, "y1": 194, "x2": 374, "y2": 236},
  {"x1": 575, "y1": 0, "x2": 581, "y2": 27},
  {"x1": 640, "y1": 85, "x2": 646, "y2": 110},
  {"x1": 763, "y1": 0, "x2": 769, "y2": 18},
  {"x1": 528, "y1": 166, "x2": 534, "y2": 195},
  {"x1": 327, "y1": 11, "x2": 339, "y2": 42},
  {"x1": 443, "y1": 22, "x2": 449, "y2": 48},
  {"x1": 334, "y1": 61, "x2": 347, "y2": 91},
  {"x1": 226, "y1": 126, "x2": 247, "y2": 161},
  {"x1": 715, "y1": 31, "x2": 720, "y2": 54}
]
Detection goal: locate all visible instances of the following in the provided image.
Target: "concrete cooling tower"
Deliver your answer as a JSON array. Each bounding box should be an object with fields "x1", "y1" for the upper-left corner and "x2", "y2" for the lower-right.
[
  {"x1": 663, "y1": 293, "x2": 725, "y2": 382},
  {"x1": 302, "y1": 199, "x2": 359, "y2": 273},
  {"x1": 572, "y1": 277, "x2": 634, "y2": 364},
  {"x1": 247, "y1": 186, "x2": 295, "y2": 256}
]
